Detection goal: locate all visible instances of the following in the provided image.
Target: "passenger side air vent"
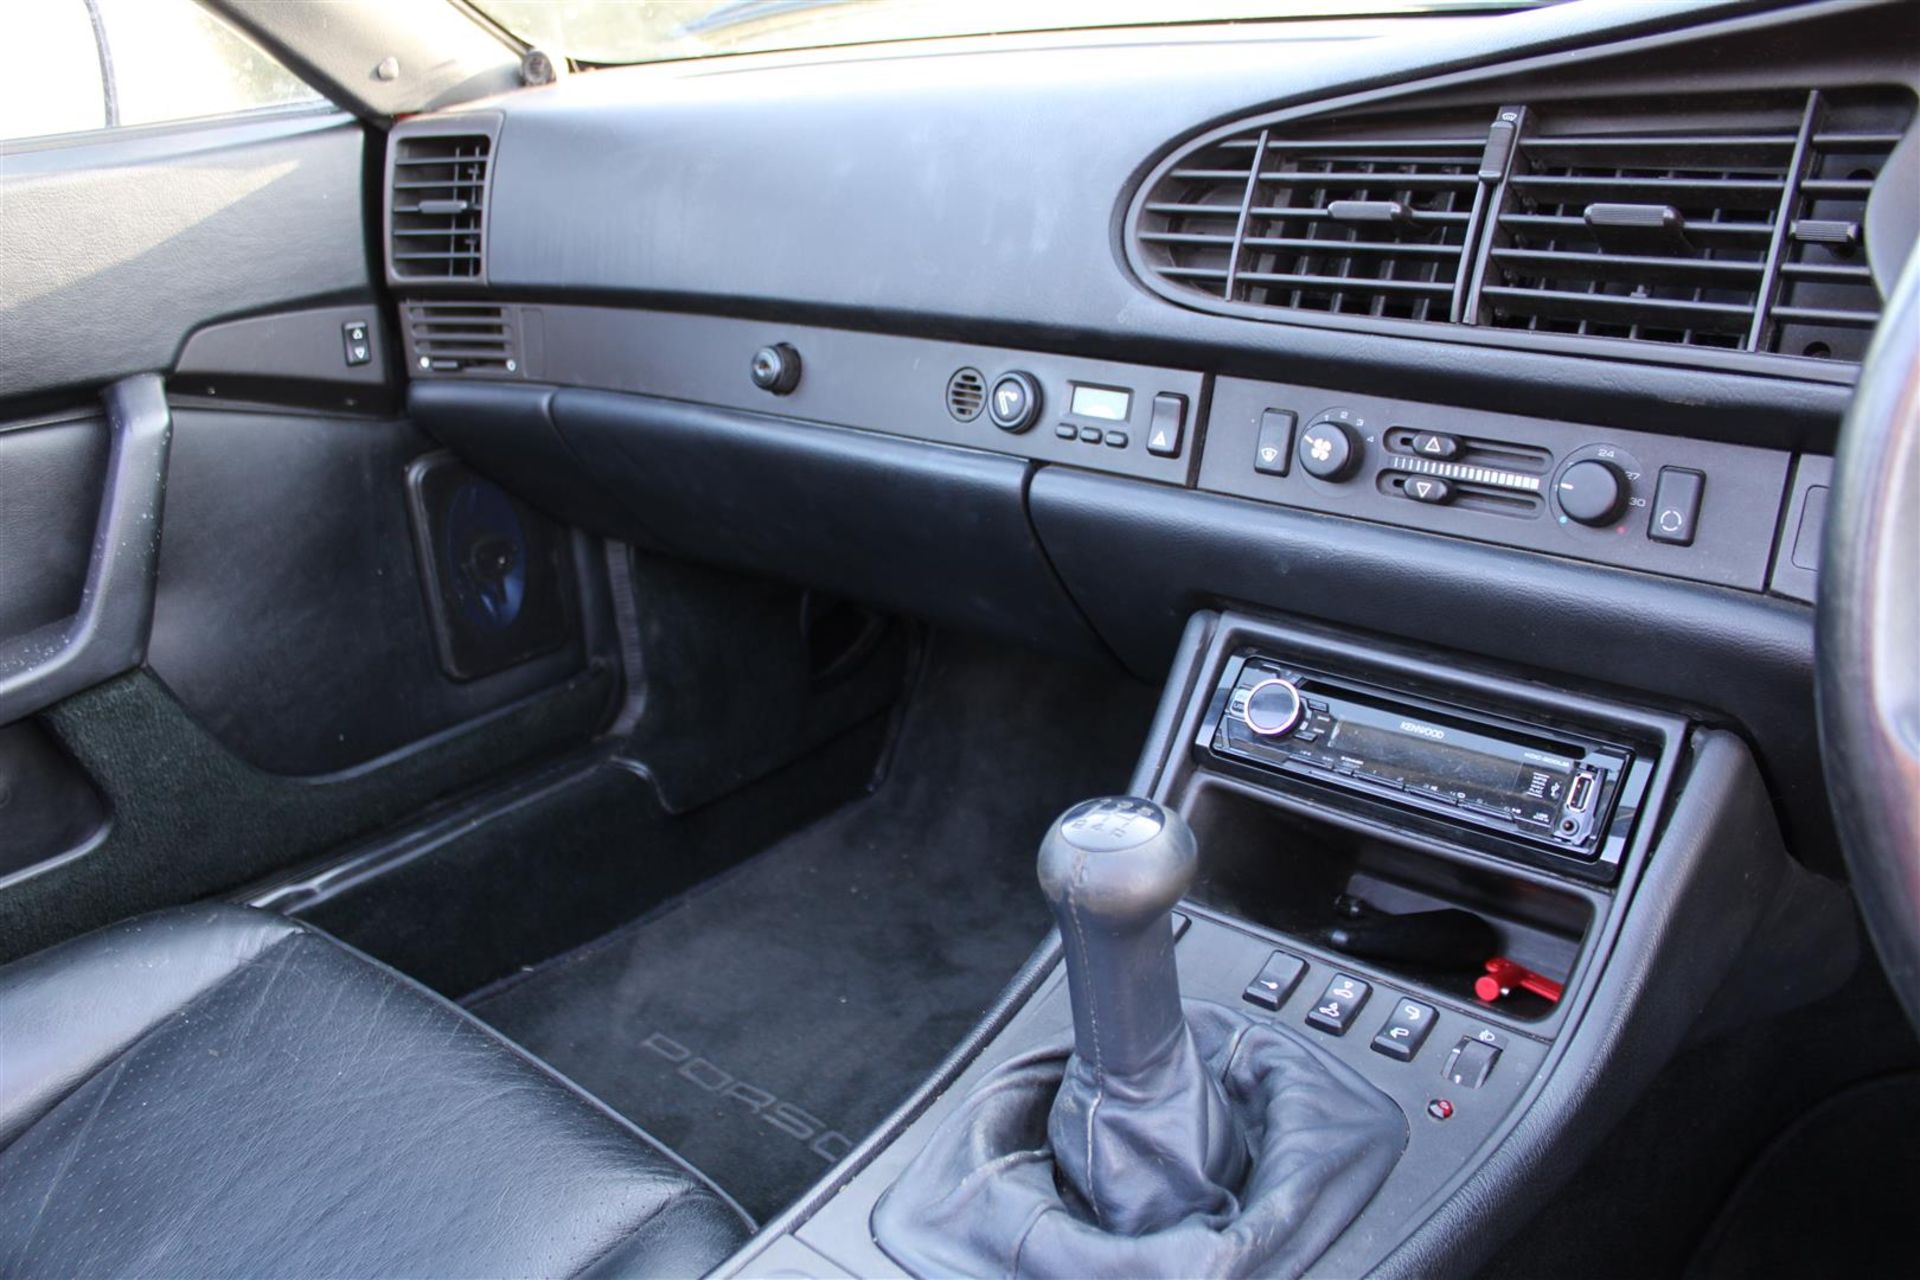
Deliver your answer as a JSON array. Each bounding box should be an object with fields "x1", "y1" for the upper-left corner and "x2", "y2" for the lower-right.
[
  {"x1": 1133, "y1": 115, "x2": 1490, "y2": 323},
  {"x1": 1479, "y1": 91, "x2": 1909, "y2": 361},
  {"x1": 403, "y1": 303, "x2": 518, "y2": 377},
  {"x1": 390, "y1": 133, "x2": 492, "y2": 280}
]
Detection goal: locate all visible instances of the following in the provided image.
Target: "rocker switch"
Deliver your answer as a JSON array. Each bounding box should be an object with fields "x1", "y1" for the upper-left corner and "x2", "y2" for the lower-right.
[
  {"x1": 343, "y1": 321, "x2": 372, "y2": 367},
  {"x1": 1146, "y1": 394, "x2": 1186, "y2": 457},
  {"x1": 1442, "y1": 1037, "x2": 1501, "y2": 1089}
]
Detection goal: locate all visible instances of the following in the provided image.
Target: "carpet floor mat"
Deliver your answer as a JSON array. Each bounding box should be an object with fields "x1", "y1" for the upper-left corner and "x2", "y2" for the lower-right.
[{"x1": 464, "y1": 635, "x2": 1157, "y2": 1220}]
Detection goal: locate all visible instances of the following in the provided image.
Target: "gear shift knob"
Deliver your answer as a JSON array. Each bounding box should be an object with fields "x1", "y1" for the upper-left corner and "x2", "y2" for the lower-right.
[{"x1": 1037, "y1": 797, "x2": 1195, "y2": 1079}]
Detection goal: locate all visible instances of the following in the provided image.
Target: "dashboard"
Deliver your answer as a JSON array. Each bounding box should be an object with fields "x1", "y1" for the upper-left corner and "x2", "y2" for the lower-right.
[{"x1": 383, "y1": 0, "x2": 1916, "y2": 868}]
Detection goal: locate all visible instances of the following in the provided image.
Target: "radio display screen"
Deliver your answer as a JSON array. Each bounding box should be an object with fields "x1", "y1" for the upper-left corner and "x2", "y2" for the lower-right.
[
  {"x1": 1326, "y1": 719, "x2": 1533, "y2": 796},
  {"x1": 1315, "y1": 691, "x2": 1577, "y2": 819}
]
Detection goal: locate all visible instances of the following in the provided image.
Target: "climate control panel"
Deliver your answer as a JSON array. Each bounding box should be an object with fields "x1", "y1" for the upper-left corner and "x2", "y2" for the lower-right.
[{"x1": 1197, "y1": 376, "x2": 1792, "y2": 591}]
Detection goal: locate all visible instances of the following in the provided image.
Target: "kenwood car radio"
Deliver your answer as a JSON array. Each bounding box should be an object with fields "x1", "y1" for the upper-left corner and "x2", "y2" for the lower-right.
[{"x1": 1197, "y1": 650, "x2": 1652, "y2": 879}]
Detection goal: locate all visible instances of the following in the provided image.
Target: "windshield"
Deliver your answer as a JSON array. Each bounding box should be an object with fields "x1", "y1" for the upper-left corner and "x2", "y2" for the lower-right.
[{"x1": 469, "y1": 0, "x2": 1556, "y2": 67}]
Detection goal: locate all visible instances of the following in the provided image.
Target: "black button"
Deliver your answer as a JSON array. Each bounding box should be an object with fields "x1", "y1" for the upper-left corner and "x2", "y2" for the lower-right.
[
  {"x1": 989, "y1": 372, "x2": 1041, "y2": 432},
  {"x1": 1255, "y1": 410, "x2": 1296, "y2": 475},
  {"x1": 1306, "y1": 973, "x2": 1371, "y2": 1035},
  {"x1": 1404, "y1": 476, "x2": 1454, "y2": 505},
  {"x1": 1649, "y1": 467, "x2": 1704, "y2": 545},
  {"x1": 1078, "y1": 426, "x2": 1104, "y2": 445},
  {"x1": 1242, "y1": 951, "x2": 1307, "y2": 1011},
  {"x1": 1146, "y1": 393, "x2": 1186, "y2": 457},
  {"x1": 1371, "y1": 997, "x2": 1438, "y2": 1061},
  {"x1": 1105, "y1": 430, "x2": 1129, "y2": 448},
  {"x1": 1410, "y1": 431, "x2": 1460, "y2": 460},
  {"x1": 1055, "y1": 424, "x2": 1077, "y2": 439},
  {"x1": 1442, "y1": 1037, "x2": 1501, "y2": 1089}
]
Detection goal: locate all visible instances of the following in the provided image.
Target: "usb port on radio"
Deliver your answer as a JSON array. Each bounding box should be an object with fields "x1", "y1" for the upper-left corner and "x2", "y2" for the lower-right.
[{"x1": 1567, "y1": 771, "x2": 1596, "y2": 814}]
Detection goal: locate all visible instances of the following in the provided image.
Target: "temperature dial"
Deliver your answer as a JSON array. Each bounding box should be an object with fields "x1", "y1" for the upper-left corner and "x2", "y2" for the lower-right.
[{"x1": 1556, "y1": 460, "x2": 1628, "y2": 526}]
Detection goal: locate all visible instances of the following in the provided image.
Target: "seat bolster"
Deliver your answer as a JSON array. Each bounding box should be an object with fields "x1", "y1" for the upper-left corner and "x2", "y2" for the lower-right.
[{"x1": 0, "y1": 903, "x2": 299, "y2": 1148}]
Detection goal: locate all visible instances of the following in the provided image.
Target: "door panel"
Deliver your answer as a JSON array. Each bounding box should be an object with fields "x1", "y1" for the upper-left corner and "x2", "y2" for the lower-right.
[
  {"x1": 0, "y1": 92, "x2": 627, "y2": 955},
  {"x1": 0, "y1": 415, "x2": 107, "y2": 639},
  {"x1": 0, "y1": 114, "x2": 369, "y2": 405},
  {"x1": 146, "y1": 407, "x2": 600, "y2": 776}
]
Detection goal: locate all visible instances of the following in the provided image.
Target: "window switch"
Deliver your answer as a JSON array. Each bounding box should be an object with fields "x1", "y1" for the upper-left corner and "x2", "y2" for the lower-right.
[
  {"x1": 1242, "y1": 951, "x2": 1307, "y2": 1011},
  {"x1": 343, "y1": 320, "x2": 372, "y2": 368}
]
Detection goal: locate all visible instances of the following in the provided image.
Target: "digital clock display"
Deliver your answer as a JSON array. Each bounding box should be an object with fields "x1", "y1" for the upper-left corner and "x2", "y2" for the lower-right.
[{"x1": 1070, "y1": 384, "x2": 1131, "y2": 422}]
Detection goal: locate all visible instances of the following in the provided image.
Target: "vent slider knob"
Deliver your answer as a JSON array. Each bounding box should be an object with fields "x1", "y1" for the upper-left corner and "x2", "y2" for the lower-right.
[{"x1": 1583, "y1": 203, "x2": 1693, "y2": 255}]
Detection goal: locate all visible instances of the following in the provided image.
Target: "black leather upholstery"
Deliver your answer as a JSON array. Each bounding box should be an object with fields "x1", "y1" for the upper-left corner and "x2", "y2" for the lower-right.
[
  {"x1": 873, "y1": 1000, "x2": 1406, "y2": 1278},
  {"x1": 0, "y1": 905, "x2": 751, "y2": 1278}
]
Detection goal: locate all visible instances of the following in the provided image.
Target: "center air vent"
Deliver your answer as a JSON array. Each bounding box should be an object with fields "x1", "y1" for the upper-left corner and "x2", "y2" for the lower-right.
[
  {"x1": 390, "y1": 132, "x2": 492, "y2": 280},
  {"x1": 1134, "y1": 115, "x2": 1490, "y2": 323},
  {"x1": 1128, "y1": 88, "x2": 1913, "y2": 366},
  {"x1": 1479, "y1": 91, "x2": 1909, "y2": 361},
  {"x1": 403, "y1": 303, "x2": 518, "y2": 377}
]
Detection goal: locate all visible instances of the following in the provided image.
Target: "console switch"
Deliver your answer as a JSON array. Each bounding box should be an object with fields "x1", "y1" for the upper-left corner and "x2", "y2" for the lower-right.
[
  {"x1": 1442, "y1": 1037, "x2": 1501, "y2": 1089},
  {"x1": 1371, "y1": 997, "x2": 1438, "y2": 1061},
  {"x1": 1147, "y1": 394, "x2": 1187, "y2": 457},
  {"x1": 342, "y1": 321, "x2": 372, "y2": 367},
  {"x1": 1306, "y1": 973, "x2": 1371, "y2": 1035},
  {"x1": 1649, "y1": 468, "x2": 1704, "y2": 545},
  {"x1": 1255, "y1": 410, "x2": 1296, "y2": 475},
  {"x1": 1242, "y1": 951, "x2": 1307, "y2": 1011}
]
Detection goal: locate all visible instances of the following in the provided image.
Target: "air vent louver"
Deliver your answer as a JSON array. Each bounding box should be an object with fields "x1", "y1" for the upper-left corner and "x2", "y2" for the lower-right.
[
  {"x1": 405, "y1": 303, "x2": 517, "y2": 376},
  {"x1": 1129, "y1": 89, "x2": 1913, "y2": 365},
  {"x1": 1136, "y1": 118, "x2": 1489, "y2": 323},
  {"x1": 391, "y1": 133, "x2": 491, "y2": 279},
  {"x1": 946, "y1": 367, "x2": 986, "y2": 420},
  {"x1": 1480, "y1": 91, "x2": 1906, "y2": 360}
]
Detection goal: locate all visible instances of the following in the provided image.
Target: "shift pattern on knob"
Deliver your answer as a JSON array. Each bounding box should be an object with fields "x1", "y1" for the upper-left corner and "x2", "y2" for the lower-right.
[{"x1": 1058, "y1": 797, "x2": 1166, "y2": 852}]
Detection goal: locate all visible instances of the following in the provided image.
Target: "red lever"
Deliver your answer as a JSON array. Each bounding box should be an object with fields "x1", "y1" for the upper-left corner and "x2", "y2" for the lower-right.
[{"x1": 1474, "y1": 957, "x2": 1563, "y2": 1005}]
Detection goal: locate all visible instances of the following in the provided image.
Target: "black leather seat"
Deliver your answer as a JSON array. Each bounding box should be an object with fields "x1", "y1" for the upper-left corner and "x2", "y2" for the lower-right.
[{"x1": 0, "y1": 905, "x2": 751, "y2": 1278}]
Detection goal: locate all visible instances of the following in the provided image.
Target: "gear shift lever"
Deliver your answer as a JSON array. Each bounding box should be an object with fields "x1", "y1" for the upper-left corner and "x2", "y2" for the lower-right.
[{"x1": 1037, "y1": 798, "x2": 1247, "y2": 1234}]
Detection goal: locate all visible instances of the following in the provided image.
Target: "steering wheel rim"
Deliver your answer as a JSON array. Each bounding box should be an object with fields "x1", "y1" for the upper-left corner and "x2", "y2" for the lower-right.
[{"x1": 1817, "y1": 247, "x2": 1920, "y2": 1030}]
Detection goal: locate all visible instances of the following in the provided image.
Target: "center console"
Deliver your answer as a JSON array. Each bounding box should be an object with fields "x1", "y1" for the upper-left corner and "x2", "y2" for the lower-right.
[{"x1": 715, "y1": 608, "x2": 1810, "y2": 1279}]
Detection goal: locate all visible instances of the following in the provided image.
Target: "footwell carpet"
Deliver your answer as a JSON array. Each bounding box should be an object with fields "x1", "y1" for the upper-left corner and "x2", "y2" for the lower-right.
[{"x1": 466, "y1": 636, "x2": 1156, "y2": 1220}]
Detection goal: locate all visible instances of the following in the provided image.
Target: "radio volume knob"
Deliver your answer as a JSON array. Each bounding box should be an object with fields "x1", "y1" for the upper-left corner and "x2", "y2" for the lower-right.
[
  {"x1": 1556, "y1": 459, "x2": 1627, "y2": 526},
  {"x1": 1243, "y1": 678, "x2": 1304, "y2": 736}
]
